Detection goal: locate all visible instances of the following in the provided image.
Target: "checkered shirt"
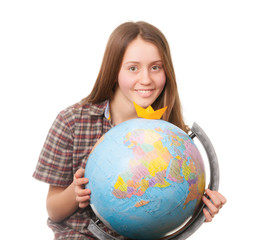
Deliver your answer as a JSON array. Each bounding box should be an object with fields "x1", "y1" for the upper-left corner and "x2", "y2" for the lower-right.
[{"x1": 33, "y1": 100, "x2": 125, "y2": 239}]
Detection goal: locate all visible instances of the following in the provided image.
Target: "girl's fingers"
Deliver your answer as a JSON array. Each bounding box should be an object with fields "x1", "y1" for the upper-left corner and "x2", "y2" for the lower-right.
[
  {"x1": 202, "y1": 189, "x2": 227, "y2": 221},
  {"x1": 73, "y1": 168, "x2": 91, "y2": 207},
  {"x1": 212, "y1": 191, "x2": 227, "y2": 208},
  {"x1": 76, "y1": 194, "x2": 90, "y2": 203},
  {"x1": 74, "y1": 168, "x2": 85, "y2": 179},
  {"x1": 205, "y1": 189, "x2": 221, "y2": 208},
  {"x1": 202, "y1": 196, "x2": 219, "y2": 216},
  {"x1": 75, "y1": 177, "x2": 89, "y2": 186},
  {"x1": 74, "y1": 169, "x2": 88, "y2": 186},
  {"x1": 76, "y1": 188, "x2": 91, "y2": 197},
  {"x1": 205, "y1": 189, "x2": 227, "y2": 209},
  {"x1": 203, "y1": 208, "x2": 213, "y2": 222},
  {"x1": 79, "y1": 200, "x2": 90, "y2": 209}
]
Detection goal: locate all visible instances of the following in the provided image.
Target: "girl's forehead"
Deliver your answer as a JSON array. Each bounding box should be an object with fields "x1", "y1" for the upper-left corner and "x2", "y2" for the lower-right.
[{"x1": 122, "y1": 38, "x2": 162, "y2": 63}]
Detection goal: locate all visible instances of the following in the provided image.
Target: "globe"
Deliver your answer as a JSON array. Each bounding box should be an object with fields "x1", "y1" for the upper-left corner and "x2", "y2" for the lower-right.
[{"x1": 85, "y1": 118, "x2": 205, "y2": 240}]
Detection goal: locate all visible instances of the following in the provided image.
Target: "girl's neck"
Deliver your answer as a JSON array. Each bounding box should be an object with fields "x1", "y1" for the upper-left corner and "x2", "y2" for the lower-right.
[{"x1": 110, "y1": 97, "x2": 137, "y2": 126}]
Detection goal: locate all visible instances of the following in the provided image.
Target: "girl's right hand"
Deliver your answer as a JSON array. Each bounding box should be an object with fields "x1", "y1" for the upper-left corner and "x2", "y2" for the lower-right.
[{"x1": 74, "y1": 168, "x2": 91, "y2": 208}]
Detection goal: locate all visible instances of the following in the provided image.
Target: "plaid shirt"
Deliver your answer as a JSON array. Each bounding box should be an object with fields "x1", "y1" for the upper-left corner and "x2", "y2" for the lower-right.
[{"x1": 33, "y1": 100, "x2": 124, "y2": 239}]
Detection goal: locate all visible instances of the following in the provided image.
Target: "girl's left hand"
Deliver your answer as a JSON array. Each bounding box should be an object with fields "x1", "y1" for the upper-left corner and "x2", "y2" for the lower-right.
[{"x1": 202, "y1": 189, "x2": 227, "y2": 222}]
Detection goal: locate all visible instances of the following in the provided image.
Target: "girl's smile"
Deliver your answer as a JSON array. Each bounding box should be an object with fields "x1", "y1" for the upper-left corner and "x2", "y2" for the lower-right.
[{"x1": 135, "y1": 88, "x2": 155, "y2": 97}]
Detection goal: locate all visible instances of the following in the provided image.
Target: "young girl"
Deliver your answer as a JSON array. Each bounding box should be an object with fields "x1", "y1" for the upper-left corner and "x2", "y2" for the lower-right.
[{"x1": 33, "y1": 21, "x2": 226, "y2": 239}]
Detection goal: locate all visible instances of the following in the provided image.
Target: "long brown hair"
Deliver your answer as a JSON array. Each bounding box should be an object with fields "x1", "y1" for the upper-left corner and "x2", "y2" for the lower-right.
[{"x1": 82, "y1": 21, "x2": 189, "y2": 133}]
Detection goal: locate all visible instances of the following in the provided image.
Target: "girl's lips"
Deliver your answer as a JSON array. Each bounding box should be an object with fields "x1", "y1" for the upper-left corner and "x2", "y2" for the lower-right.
[{"x1": 135, "y1": 89, "x2": 154, "y2": 97}]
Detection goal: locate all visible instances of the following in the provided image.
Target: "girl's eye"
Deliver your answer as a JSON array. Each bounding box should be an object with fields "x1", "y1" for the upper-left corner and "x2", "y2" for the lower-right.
[
  {"x1": 129, "y1": 66, "x2": 138, "y2": 72},
  {"x1": 152, "y1": 65, "x2": 161, "y2": 71}
]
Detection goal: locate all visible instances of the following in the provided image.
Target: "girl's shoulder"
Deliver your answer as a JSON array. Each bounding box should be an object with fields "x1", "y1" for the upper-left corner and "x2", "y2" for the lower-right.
[{"x1": 57, "y1": 100, "x2": 109, "y2": 122}]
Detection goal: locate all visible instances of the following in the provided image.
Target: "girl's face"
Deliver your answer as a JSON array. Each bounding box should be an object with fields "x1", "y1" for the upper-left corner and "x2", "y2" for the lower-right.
[{"x1": 115, "y1": 37, "x2": 166, "y2": 109}]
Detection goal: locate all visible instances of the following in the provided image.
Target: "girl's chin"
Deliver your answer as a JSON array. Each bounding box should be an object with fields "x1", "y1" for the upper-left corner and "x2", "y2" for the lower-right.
[{"x1": 133, "y1": 100, "x2": 154, "y2": 109}]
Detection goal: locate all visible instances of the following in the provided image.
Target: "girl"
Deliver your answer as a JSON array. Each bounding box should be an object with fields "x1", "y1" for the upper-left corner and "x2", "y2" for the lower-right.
[{"x1": 33, "y1": 21, "x2": 226, "y2": 239}]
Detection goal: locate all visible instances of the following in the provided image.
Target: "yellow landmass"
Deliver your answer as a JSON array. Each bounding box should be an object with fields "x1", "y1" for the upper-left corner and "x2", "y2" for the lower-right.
[
  {"x1": 114, "y1": 175, "x2": 128, "y2": 192},
  {"x1": 140, "y1": 178, "x2": 149, "y2": 192},
  {"x1": 182, "y1": 160, "x2": 191, "y2": 180},
  {"x1": 153, "y1": 140, "x2": 167, "y2": 156},
  {"x1": 198, "y1": 173, "x2": 205, "y2": 195},
  {"x1": 148, "y1": 156, "x2": 169, "y2": 176},
  {"x1": 152, "y1": 140, "x2": 173, "y2": 165},
  {"x1": 154, "y1": 178, "x2": 171, "y2": 188}
]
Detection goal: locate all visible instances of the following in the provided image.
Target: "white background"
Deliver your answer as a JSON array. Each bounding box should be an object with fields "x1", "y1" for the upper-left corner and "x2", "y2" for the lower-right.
[{"x1": 1, "y1": 0, "x2": 268, "y2": 239}]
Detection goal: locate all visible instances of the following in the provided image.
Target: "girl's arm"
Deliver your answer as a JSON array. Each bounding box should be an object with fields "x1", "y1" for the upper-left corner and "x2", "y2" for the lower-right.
[{"x1": 46, "y1": 169, "x2": 91, "y2": 223}]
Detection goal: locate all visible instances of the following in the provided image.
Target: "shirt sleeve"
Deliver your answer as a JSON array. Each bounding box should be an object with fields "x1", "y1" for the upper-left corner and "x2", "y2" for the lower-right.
[{"x1": 33, "y1": 110, "x2": 74, "y2": 187}]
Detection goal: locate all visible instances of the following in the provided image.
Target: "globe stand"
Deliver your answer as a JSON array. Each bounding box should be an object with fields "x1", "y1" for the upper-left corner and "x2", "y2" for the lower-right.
[{"x1": 87, "y1": 122, "x2": 219, "y2": 240}]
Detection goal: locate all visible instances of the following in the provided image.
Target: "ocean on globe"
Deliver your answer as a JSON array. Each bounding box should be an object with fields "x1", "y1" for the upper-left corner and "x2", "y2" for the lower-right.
[{"x1": 85, "y1": 118, "x2": 205, "y2": 240}]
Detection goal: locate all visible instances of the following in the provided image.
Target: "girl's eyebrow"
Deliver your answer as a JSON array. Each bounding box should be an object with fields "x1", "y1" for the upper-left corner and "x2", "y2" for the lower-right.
[{"x1": 123, "y1": 60, "x2": 163, "y2": 65}]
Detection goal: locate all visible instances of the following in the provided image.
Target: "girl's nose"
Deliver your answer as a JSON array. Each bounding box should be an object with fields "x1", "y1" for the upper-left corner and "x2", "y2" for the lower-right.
[{"x1": 139, "y1": 69, "x2": 152, "y2": 85}]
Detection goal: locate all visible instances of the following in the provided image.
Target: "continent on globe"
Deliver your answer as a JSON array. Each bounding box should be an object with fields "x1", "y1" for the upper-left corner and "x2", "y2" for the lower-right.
[
  {"x1": 135, "y1": 200, "x2": 150, "y2": 208},
  {"x1": 112, "y1": 127, "x2": 205, "y2": 208}
]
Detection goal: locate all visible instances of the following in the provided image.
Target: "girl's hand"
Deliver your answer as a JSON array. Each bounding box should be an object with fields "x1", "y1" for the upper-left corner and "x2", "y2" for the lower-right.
[
  {"x1": 74, "y1": 168, "x2": 91, "y2": 208},
  {"x1": 202, "y1": 189, "x2": 227, "y2": 222}
]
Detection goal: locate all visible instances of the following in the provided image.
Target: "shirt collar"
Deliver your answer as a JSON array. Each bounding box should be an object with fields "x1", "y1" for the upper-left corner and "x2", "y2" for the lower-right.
[
  {"x1": 87, "y1": 100, "x2": 110, "y2": 120},
  {"x1": 104, "y1": 101, "x2": 111, "y2": 120}
]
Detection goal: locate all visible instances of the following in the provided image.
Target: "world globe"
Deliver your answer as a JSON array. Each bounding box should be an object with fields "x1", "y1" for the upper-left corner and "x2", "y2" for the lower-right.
[{"x1": 85, "y1": 118, "x2": 206, "y2": 240}]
